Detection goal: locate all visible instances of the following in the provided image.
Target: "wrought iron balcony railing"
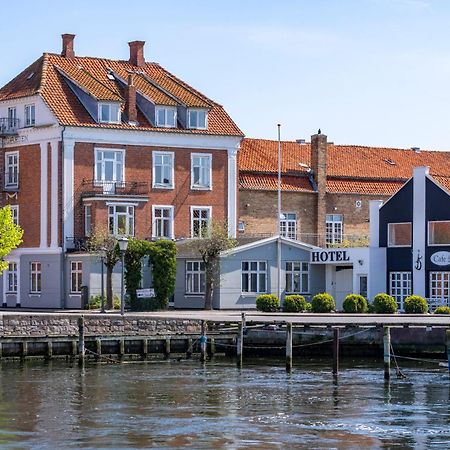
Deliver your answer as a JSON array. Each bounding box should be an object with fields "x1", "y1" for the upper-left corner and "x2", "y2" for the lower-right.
[
  {"x1": 0, "y1": 118, "x2": 20, "y2": 136},
  {"x1": 80, "y1": 179, "x2": 149, "y2": 197}
]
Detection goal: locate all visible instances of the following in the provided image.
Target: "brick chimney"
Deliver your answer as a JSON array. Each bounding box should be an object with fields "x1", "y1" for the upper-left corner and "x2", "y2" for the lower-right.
[
  {"x1": 310, "y1": 130, "x2": 328, "y2": 245},
  {"x1": 125, "y1": 74, "x2": 137, "y2": 124},
  {"x1": 128, "y1": 41, "x2": 145, "y2": 67},
  {"x1": 61, "y1": 34, "x2": 75, "y2": 58}
]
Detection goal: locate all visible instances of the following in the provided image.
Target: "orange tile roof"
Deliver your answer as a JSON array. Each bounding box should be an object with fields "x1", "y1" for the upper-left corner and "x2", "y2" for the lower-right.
[
  {"x1": 0, "y1": 53, "x2": 242, "y2": 137},
  {"x1": 326, "y1": 179, "x2": 404, "y2": 195},
  {"x1": 240, "y1": 173, "x2": 314, "y2": 192}
]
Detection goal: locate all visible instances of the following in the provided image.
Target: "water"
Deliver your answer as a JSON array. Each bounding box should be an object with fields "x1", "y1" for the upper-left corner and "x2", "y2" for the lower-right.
[{"x1": 0, "y1": 358, "x2": 448, "y2": 449}]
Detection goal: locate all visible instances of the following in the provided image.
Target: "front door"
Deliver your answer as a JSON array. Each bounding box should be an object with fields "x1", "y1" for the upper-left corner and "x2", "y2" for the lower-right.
[{"x1": 335, "y1": 266, "x2": 353, "y2": 310}]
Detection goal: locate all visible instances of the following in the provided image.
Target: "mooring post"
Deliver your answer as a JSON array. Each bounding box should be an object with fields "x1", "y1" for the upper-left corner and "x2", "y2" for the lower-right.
[
  {"x1": 186, "y1": 338, "x2": 193, "y2": 359},
  {"x1": 96, "y1": 338, "x2": 102, "y2": 361},
  {"x1": 78, "y1": 316, "x2": 85, "y2": 367},
  {"x1": 142, "y1": 338, "x2": 148, "y2": 360},
  {"x1": 47, "y1": 340, "x2": 53, "y2": 360},
  {"x1": 333, "y1": 328, "x2": 340, "y2": 376},
  {"x1": 200, "y1": 320, "x2": 207, "y2": 363},
  {"x1": 286, "y1": 322, "x2": 293, "y2": 373},
  {"x1": 164, "y1": 338, "x2": 171, "y2": 360},
  {"x1": 21, "y1": 341, "x2": 28, "y2": 359},
  {"x1": 209, "y1": 337, "x2": 216, "y2": 358},
  {"x1": 383, "y1": 326, "x2": 391, "y2": 381},
  {"x1": 119, "y1": 338, "x2": 125, "y2": 359},
  {"x1": 446, "y1": 329, "x2": 450, "y2": 374},
  {"x1": 237, "y1": 319, "x2": 244, "y2": 368}
]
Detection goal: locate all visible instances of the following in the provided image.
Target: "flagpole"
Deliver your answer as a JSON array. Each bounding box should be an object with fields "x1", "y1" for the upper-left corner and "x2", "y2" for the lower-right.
[{"x1": 277, "y1": 124, "x2": 282, "y2": 304}]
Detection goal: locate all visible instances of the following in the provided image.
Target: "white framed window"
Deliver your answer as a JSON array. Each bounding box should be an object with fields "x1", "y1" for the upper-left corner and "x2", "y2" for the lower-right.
[
  {"x1": 388, "y1": 222, "x2": 412, "y2": 247},
  {"x1": 326, "y1": 214, "x2": 343, "y2": 245},
  {"x1": 191, "y1": 153, "x2": 212, "y2": 189},
  {"x1": 24, "y1": 104, "x2": 35, "y2": 127},
  {"x1": 5, "y1": 151, "x2": 19, "y2": 187},
  {"x1": 191, "y1": 206, "x2": 211, "y2": 238},
  {"x1": 108, "y1": 204, "x2": 134, "y2": 236},
  {"x1": 389, "y1": 271, "x2": 411, "y2": 311},
  {"x1": 285, "y1": 261, "x2": 309, "y2": 294},
  {"x1": 95, "y1": 149, "x2": 125, "y2": 186},
  {"x1": 84, "y1": 205, "x2": 92, "y2": 237},
  {"x1": 10, "y1": 205, "x2": 19, "y2": 225},
  {"x1": 70, "y1": 261, "x2": 83, "y2": 293},
  {"x1": 155, "y1": 106, "x2": 177, "y2": 128},
  {"x1": 430, "y1": 272, "x2": 450, "y2": 305},
  {"x1": 7, "y1": 107, "x2": 17, "y2": 128},
  {"x1": 428, "y1": 221, "x2": 450, "y2": 246},
  {"x1": 98, "y1": 102, "x2": 121, "y2": 124},
  {"x1": 241, "y1": 261, "x2": 267, "y2": 294},
  {"x1": 280, "y1": 212, "x2": 297, "y2": 239},
  {"x1": 358, "y1": 274, "x2": 368, "y2": 299},
  {"x1": 152, "y1": 152, "x2": 174, "y2": 188},
  {"x1": 188, "y1": 109, "x2": 207, "y2": 129},
  {"x1": 152, "y1": 206, "x2": 174, "y2": 239},
  {"x1": 186, "y1": 261, "x2": 205, "y2": 294},
  {"x1": 7, "y1": 262, "x2": 18, "y2": 293},
  {"x1": 30, "y1": 262, "x2": 42, "y2": 293}
]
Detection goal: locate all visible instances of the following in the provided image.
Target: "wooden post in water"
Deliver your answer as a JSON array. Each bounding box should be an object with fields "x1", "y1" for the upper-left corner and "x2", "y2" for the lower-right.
[
  {"x1": 142, "y1": 338, "x2": 148, "y2": 360},
  {"x1": 78, "y1": 316, "x2": 85, "y2": 367},
  {"x1": 21, "y1": 341, "x2": 28, "y2": 360},
  {"x1": 186, "y1": 338, "x2": 193, "y2": 359},
  {"x1": 383, "y1": 326, "x2": 391, "y2": 381},
  {"x1": 333, "y1": 328, "x2": 340, "y2": 376},
  {"x1": 165, "y1": 338, "x2": 171, "y2": 360},
  {"x1": 446, "y1": 329, "x2": 450, "y2": 374},
  {"x1": 200, "y1": 320, "x2": 207, "y2": 363},
  {"x1": 286, "y1": 322, "x2": 293, "y2": 373},
  {"x1": 96, "y1": 338, "x2": 102, "y2": 361},
  {"x1": 47, "y1": 340, "x2": 53, "y2": 360},
  {"x1": 209, "y1": 337, "x2": 216, "y2": 358},
  {"x1": 237, "y1": 319, "x2": 244, "y2": 368}
]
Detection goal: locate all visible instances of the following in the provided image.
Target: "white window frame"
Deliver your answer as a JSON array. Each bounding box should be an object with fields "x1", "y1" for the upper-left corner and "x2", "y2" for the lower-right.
[
  {"x1": 152, "y1": 151, "x2": 174, "y2": 189},
  {"x1": 7, "y1": 107, "x2": 17, "y2": 128},
  {"x1": 280, "y1": 212, "x2": 297, "y2": 240},
  {"x1": 191, "y1": 153, "x2": 212, "y2": 190},
  {"x1": 429, "y1": 272, "x2": 450, "y2": 307},
  {"x1": 10, "y1": 205, "x2": 19, "y2": 225},
  {"x1": 152, "y1": 205, "x2": 174, "y2": 239},
  {"x1": 5, "y1": 151, "x2": 19, "y2": 188},
  {"x1": 70, "y1": 261, "x2": 83, "y2": 294},
  {"x1": 108, "y1": 203, "x2": 135, "y2": 236},
  {"x1": 98, "y1": 102, "x2": 121, "y2": 124},
  {"x1": 388, "y1": 222, "x2": 412, "y2": 248},
  {"x1": 24, "y1": 104, "x2": 35, "y2": 127},
  {"x1": 94, "y1": 148, "x2": 125, "y2": 185},
  {"x1": 389, "y1": 271, "x2": 411, "y2": 311},
  {"x1": 188, "y1": 108, "x2": 208, "y2": 130},
  {"x1": 428, "y1": 221, "x2": 450, "y2": 246},
  {"x1": 84, "y1": 205, "x2": 92, "y2": 237},
  {"x1": 285, "y1": 261, "x2": 309, "y2": 294},
  {"x1": 7, "y1": 262, "x2": 18, "y2": 294},
  {"x1": 326, "y1": 214, "x2": 343, "y2": 245},
  {"x1": 241, "y1": 261, "x2": 267, "y2": 294},
  {"x1": 185, "y1": 260, "x2": 206, "y2": 295},
  {"x1": 30, "y1": 262, "x2": 42, "y2": 294},
  {"x1": 155, "y1": 106, "x2": 177, "y2": 128},
  {"x1": 190, "y1": 206, "x2": 212, "y2": 238}
]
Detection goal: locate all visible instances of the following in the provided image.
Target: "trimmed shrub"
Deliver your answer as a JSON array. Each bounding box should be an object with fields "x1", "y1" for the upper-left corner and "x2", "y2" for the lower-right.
[
  {"x1": 304, "y1": 302, "x2": 312, "y2": 312},
  {"x1": 404, "y1": 295, "x2": 428, "y2": 314},
  {"x1": 343, "y1": 294, "x2": 368, "y2": 313},
  {"x1": 311, "y1": 293, "x2": 335, "y2": 313},
  {"x1": 284, "y1": 295, "x2": 308, "y2": 313},
  {"x1": 434, "y1": 306, "x2": 450, "y2": 314},
  {"x1": 256, "y1": 294, "x2": 280, "y2": 312},
  {"x1": 373, "y1": 293, "x2": 398, "y2": 314},
  {"x1": 129, "y1": 296, "x2": 166, "y2": 311},
  {"x1": 86, "y1": 294, "x2": 120, "y2": 310}
]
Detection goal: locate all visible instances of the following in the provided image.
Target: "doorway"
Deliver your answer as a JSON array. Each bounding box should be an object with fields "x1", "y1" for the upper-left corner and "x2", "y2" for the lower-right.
[{"x1": 335, "y1": 266, "x2": 353, "y2": 310}]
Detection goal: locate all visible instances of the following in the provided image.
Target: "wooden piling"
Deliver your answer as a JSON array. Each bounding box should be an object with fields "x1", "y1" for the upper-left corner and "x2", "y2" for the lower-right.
[
  {"x1": 237, "y1": 321, "x2": 244, "y2": 368},
  {"x1": 209, "y1": 337, "x2": 216, "y2": 358},
  {"x1": 0, "y1": 342, "x2": 2, "y2": 359},
  {"x1": 186, "y1": 338, "x2": 193, "y2": 359},
  {"x1": 21, "y1": 341, "x2": 28, "y2": 359},
  {"x1": 71, "y1": 340, "x2": 77, "y2": 358},
  {"x1": 446, "y1": 329, "x2": 450, "y2": 374},
  {"x1": 286, "y1": 322, "x2": 293, "y2": 373},
  {"x1": 95, "y1": 338, "x2": 102, "y2": 361},
  {"x1": 383, "y1": 326, "x2": 391, "y2": 381},
  {"x1": 200, "y1": 320, "x2": 207, "y2": 363},
  {"x1": 165, "y1": 338, "x2": 171, "y2": 359},
  {"x1": 142, "y1": 338, "x2": 148, "y2": 359},
  {"x1": 119, "y1": 339, "x2": 125, "y2": 358},
  {"x1": 333, "y1": 328, "x2": 339, "y2": 376},
  {"x1": 78, "y1": 316, "x2": 85, "y2": 367},
  {"x1": 47, "y1": 340, "x2": 53, "y2": 360}
]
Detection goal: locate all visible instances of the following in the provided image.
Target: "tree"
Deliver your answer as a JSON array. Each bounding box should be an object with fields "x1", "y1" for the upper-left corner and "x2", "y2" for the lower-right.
[
  {"x1": 0, "y1": 206, "x2": 23, "y2": 272},
  {"x1": 189, "y1": 221, "x2": 237, "y2": 310}
]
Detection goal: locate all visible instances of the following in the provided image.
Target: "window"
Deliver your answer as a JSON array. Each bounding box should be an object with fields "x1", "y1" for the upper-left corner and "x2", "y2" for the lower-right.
[
  {"x1": 95, "y1": 149, "x2": 124, "y2": 186},
  {"x1": 241, "y1": 261, "x2": 267, "y2": 294},
  {"x1": 389, "y1": 271, "x2": 411, "y2": 310},
  {"x1": 186, "y1": 261, "x2": 205, "y2": 294},
  {"x1": 152, "y1": 206, "x2": 173, "y2": 239},
  {"x1": 388, "y1": 223, "x2": 412, "y2": 247},
  {"x1": 152, "y1": 152, "x2": 174, "y2": 188},
  {"x1": 191, "y1": 207, "x2": 211, "y2": 238},
  {"x1": 326, "y1": 214, "x2": 343, "y2": 245},
  {"x1": 24, "y1": 104, "x2": 35, "y2": 126},
  {"x1": 188, "y1": 109, "x2": 207, "y2": 129},
  {"x1": 98, "y1": 103, "x2": 121, "y2": 124},
  {"x1": 429, "y1": 221, "x2": 450, "y2": 246},
  {"x1": 10, "y1": 205, "x2": 19, "y2": 225},
  {"x1": 280, "y1": 213, "x2": 297, "y2": 239},
  {"x1": 84, "y1": 205, "x2": 92, "y2": 237},
  {"x1": 430, "y1": 272, "x2": 450, "y2": 305},
  {"x1": 191, "y1": 154, "x2": 211, "y2": 189},
  {"x1": 70, "y1": 261, "x2": 83, "y2": 293},
  {"x1": 285, "y1": 262, "x2": 309, "y2": 294},
  {"x1": 5, "y1": 152, "x2": 19, "y2": 187},
  {"x1": 155, "y1": 106, "x2": 176, "y2": 128},
  {"x1": 358, "y1": 275, "x2": 368, "y2": 299},
  {"x1": 30, "y1": 262, "x2": 41, "y2": 293},
  {"x1": 7, "y1": 107, "x2": 17, "y2": 128},
  {"x1": 108, "y1": 204, "x2": 134, "y2": 236},
  {"x1": 7, "y1": 262, "x2": 17, "y2": 293}
]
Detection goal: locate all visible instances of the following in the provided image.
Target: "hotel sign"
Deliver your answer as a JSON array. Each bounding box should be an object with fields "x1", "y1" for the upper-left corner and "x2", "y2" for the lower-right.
[
  {"x1": 311, "y1": 250, "x2": 350, "y2": 263},
  {"x1": 430, "y1": 251, "x2": 450, "y2": 266}
]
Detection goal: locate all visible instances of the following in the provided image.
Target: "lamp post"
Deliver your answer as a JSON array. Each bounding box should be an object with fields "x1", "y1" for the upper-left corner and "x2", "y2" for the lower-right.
[
  {"x1": 118, "y1": 237, "x2": 129, "y2": 316},
  {"x1": 99, "y1": 247, "x2": 107, "y2": 313}
]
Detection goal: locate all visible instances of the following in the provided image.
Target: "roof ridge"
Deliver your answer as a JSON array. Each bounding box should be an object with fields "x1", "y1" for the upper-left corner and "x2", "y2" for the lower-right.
[
  {"x1": 137, "y1": 71, "x2": 185, "y2": 106},
  {"x1": 37, "y1": 53, "x2": 49, "y2": 94},
  {"x1": 46, "y1": 52, "x2": 160, "y2": 66}
]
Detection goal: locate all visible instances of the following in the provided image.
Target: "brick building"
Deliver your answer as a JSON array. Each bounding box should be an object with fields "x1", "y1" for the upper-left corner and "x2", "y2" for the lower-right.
[{"x1": 0, "y1": 34, "x2": 242, "y2": 308}]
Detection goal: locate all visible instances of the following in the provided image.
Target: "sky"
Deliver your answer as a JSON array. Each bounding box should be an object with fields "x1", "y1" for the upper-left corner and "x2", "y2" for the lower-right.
[{"x1": 1, "y1": 0, "x2": 450, "y2": 149}]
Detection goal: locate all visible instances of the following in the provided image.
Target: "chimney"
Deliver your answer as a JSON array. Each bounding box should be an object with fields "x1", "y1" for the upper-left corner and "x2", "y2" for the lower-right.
[
  {"x1": 61, "y1": 34, "x2": 75, "y2": 58},
  {"x1": 128, "y1": 41, "x2": 145, "y2": 67},
  {"x1": 125, "y1": 74, "x2": 137, "y2": 124}
]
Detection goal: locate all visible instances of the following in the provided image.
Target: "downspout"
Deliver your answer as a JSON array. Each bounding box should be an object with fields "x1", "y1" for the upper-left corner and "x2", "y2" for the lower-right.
[{"x1": 60, "y1": 125, "x2": 66, "y2": 308}]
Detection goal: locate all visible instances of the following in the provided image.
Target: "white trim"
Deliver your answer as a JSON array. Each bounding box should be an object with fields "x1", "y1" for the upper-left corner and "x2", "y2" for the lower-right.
[
  {"x1": 155, "y1": 106, "x2": 177, "y2": 128},
  {"x1": 285, "y1": 261, "x2": 310, "y2": 295},
  {"x1": 108, "y1": 203, "x2": 135, "y2": 236},
  {"x1": 428, "y1": 220, "x2": 450, "y2": 246},
  {"x1": 152, "y1": 151, "x2": 175, "y2": 189},
  {"x1": 227, "y1": 147, "x2": 238, "y2": 238},
  {"x1": 190, "y1": 205, "x2": 212, "y2": 238},
  {"x1": 4, "y1": 151, "x2": 19, "y2": 188},
  {"x1": 387, "y1": 222, "x2": 412, "y2": 248},
  {"x1": 98, "y1": 102, "x2": 121, "y2": 124},
  {"x1": 241, "y1": 260, "x2": 267, "y2": 294},
  {"x1": 152, "y1": 205, "x2": 174, "y2": 239},
  {"x1": 187, "y1": 108, "x2": 208, "y2": 130},
  {"x1": 185, "y1": 260, "x2": 206, "y2": 294},
  {"x1": 94, "y1": 147, "x2": 126, "y2": 184},
  {"x1": 40, "y1": 142, "x2": 48, "y2": 248},
  {"x1": 63, "y1": 139, "x2": 75, "y2": 249},
  {"x1": 82, "y1": 196, "x2": 147, "y2": 203},
  {"x1": 30, "y1": 261, "x2": 42, "y2": 294},
  {"x1": 70, "y1": 260, "x2": 83, "y2": 293},
  {"x1": 10, "y1": 205, "x2": 19, "y2": 225},
  {"x1": 50, "y1": 140, "x2": 59, "y2": 248},
  {"x1": 369, "y1": 200, "x2": 383, "y2": 248},
  {"x1": 7, "y1": 247, "x2": 63, "y2": 256},
  {"x1": 190, "y1": 153, "x2": 212, "y2": 190}
]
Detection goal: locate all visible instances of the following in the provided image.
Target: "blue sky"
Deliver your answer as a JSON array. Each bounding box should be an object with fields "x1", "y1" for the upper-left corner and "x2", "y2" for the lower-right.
[{"x1": 1, "y1": 0, "x2": 450, "y2": 148}]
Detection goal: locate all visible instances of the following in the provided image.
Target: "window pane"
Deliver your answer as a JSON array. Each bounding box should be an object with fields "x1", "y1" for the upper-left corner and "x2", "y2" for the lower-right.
[
  {"x1": 388, "y1": 223, "x2": 412, "y2": 246},
  {"x1": 430, "y1": 221, "x2": 450, "y2": 245}
]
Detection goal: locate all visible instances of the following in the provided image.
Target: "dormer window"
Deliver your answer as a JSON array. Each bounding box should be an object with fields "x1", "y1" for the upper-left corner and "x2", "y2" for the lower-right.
[
  {"x1": 188, "y1": 109, "x2": 207, "y2": 130},
  {"x1": 99, "y1": 103, "x2": 121, "y2": 124},
  {"x1": 156, "y1": 106, "x2": 176, "y2": 128},
  {"x1": 24, "y1": 104, "x2": 35, "y2": 127}
]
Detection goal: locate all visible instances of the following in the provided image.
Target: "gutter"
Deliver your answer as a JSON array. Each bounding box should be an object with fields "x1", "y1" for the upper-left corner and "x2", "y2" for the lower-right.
[{"x1": 60, "y1": 125, "x2": 66, "y2": 309}]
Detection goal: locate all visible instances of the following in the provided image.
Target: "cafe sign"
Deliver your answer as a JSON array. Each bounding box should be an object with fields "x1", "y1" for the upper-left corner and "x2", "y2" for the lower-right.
[
  {"x1": 430, "y1": 251, "x2": 450, "y2": 266},
  {"x1": 311, "y1": 250, "x2": 350, "y2": 263}
]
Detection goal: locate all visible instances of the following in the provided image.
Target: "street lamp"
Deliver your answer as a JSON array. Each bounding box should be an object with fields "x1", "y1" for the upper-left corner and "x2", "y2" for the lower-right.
[
  {"x1": 99, "y1": 247, "x2": 107, "y2": 313},
  {"x1": 117, "y1": 237, "x2": 129, "y2": 316}
]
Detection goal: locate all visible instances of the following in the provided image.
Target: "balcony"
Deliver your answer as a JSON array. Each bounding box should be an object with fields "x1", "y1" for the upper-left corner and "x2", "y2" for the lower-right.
[
  {"x1": 2, "y1": 172, "x2": 19, "y2": 191},
  {"x1": 0, "y1": 118, "x2": 20, "y2": 136},
  {"x1": 80, "y1": 179, "x2": 149, "y2": 198}
]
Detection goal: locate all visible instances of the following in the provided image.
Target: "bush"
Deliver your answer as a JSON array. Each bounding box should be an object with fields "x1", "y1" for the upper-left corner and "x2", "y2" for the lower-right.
[
  {"x1": 434, "y1": 306, "x2": 450, "y2": 314},
  {"x1": 404, "y1": 295, "x2": 428, "y2": 314},
  {"x1": 85, "y1": 294, "x2": 120, "y2": 310},
  {"x1": 284, "y1": 295, "x2": 308, "y2": 313},
  {"x1": 343, "y1": 294, "x2": 368, "y2": 313},
  {"x1": 304, "y1": 302, "x2": 312, "y2": 312},
  {"x1": 373, "y1": 293, "x2": 398, "y2": 314},
  {"x1": 129, "y1": 296, "x2": 166, "y2": 311},
  {"x1": 256, "y1": 294, "x2": 280, "y2": 312},
  {"x1": 311, "y1": 293, "x2": 335, "y2": 313}
]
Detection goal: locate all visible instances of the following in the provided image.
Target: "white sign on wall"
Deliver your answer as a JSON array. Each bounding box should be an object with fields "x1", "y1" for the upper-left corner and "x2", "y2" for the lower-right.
[
  {"x1": 430, "y1": 251, "x2": 450, "y2": 266},
  {"x1": 136, "y1": 288, "x2": 156, "y2": 298}
]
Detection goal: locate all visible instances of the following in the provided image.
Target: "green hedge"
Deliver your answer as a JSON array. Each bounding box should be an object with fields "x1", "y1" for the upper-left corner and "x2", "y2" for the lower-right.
[
  {"x1": 283, "y1": 295, "x2": 310, "y2": 313},
  {"x1": 256, "y1": 294, "x2": 280, "y2": 312},
  {"x1": 85, "y1": 294, "x2": 120, "y2": 310},
  {"x1": 343, "y1": 294, "x2": 368, "y2": 313},
  {"x1": 434, "y1": 306, "x2": 450, "y2": 314},
  {"x1": 373, "y1": 293, "x2": 397, "y2": 314},
  {"x1": 129, "y1": 296, "x2": 166, "y2": 312},
  {"x1": 311, "y1": 293, "x2": 335, "y2": 313},
  {"x1": 404, "y1": 295, "x2": 428, "y2": 314}
]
